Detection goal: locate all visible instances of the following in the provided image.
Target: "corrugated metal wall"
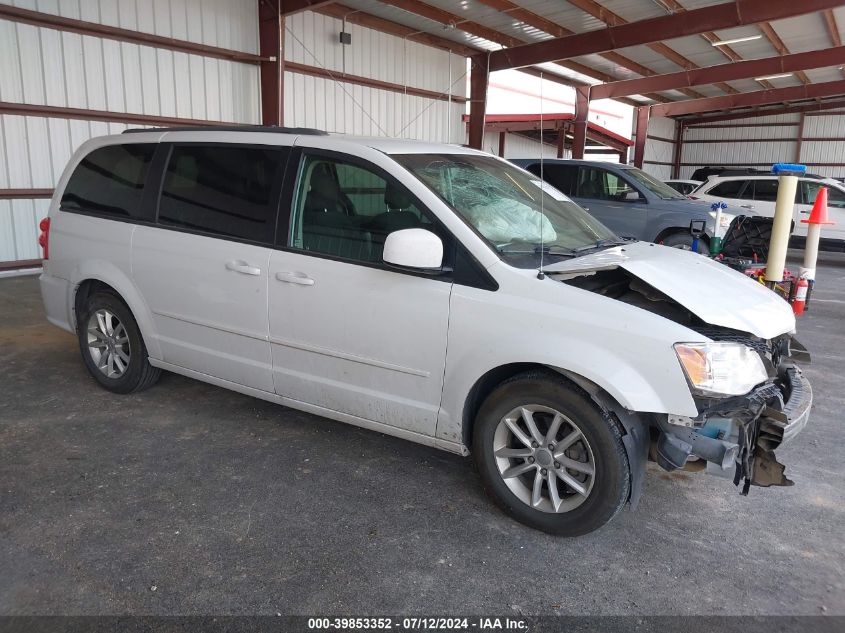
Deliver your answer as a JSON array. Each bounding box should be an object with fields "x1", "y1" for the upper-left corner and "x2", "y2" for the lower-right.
[
  {"x1": 637, "y1": 116, "x2": 675, "y2": 181},
  {"x1": 799, "y1": 113, "x2": 845, "y2": 178},
  {"x1": 480, "y1": 132, "x2": 570, "y2": 160},
  {"x1": 0, "y1": 3, "x2": 466, "y2": 264},
  {"x1": 283, "y1": 10, "x2": 465, "y2": 142},
  {"x1": 0, "y1": 0, "x2": 261, "y2": 265},
  {"x1": 681, "y1": 114, "x2": 800, "y2": 180}
]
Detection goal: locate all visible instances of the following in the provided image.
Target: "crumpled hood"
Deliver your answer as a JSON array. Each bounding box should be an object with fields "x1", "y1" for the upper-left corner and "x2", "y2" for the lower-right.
[{"x1": 544, "y1": 241, "x2": 796, "y2": 339}]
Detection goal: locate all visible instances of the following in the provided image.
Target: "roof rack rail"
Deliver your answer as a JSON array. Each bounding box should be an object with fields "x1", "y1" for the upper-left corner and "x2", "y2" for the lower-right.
[{"x1": 122, "y1": 125, "x2": 328, "y2": 135}]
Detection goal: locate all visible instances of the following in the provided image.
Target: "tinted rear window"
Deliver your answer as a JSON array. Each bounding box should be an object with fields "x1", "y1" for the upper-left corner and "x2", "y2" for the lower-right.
[
  {"x1": 61, "y1": 144, "x2": 155, "y2": 218},
  {"x1": 158, "y1": 145, "x2": 286, "y2": 243},
  {"x1": 708, "y1": 180, "x2": 746, "y2": 198},
  {"x1": 533, "y1": 164, "x2": 577, "y2": 196}
]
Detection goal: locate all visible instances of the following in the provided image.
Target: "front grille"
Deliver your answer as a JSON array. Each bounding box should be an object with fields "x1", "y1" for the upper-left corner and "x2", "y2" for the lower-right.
[{"x1": 690, "y1": 326, "x2": 771, "y2": 357}]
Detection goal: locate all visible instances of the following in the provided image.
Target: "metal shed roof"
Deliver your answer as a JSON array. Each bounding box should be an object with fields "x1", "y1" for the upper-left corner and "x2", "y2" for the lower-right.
[{"x1": 314, "y1": 0, "x2": 845, "y2": 118}]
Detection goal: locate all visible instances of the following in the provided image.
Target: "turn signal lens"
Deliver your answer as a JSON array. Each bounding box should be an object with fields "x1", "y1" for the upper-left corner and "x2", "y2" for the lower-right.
[
  {"x1": 674, "y1": 342, "x2": 768, "y2": 397},
  {"x1": 675, "y1": 344, "x2": 708, "y2": 385}
]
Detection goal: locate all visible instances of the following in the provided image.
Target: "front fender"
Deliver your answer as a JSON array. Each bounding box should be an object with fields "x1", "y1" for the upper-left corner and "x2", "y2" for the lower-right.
[{"x1": 436, "y1": 275, "x2": 704, "y2": 446}]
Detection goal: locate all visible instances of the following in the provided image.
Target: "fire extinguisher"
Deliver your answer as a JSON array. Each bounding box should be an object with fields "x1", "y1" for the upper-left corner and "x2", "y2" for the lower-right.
[{"x1": 792, "y1": 276, "x2": 809, "y2": 316}]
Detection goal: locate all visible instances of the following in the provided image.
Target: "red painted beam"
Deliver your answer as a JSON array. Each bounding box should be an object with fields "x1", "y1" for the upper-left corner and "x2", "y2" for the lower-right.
[
  {"x1": 0, "y1": 101, "x2": 231, "y2": 126},
  {"x1": 671, "y1": 122, "x2": 684, "y2": 179},
  {"x1": 652, "y1": 80, "x2": 845, "y2": 118},
  {"x1": 0, "y1": 258, "x2": 42, "y2": 271},
  {"x1": 682, "y1": 98, "x2": 845, "y2": 125},
  {"x1": 487, "y1": 0, "x2": 843, "y2": 71},
  {"x1": 467, "y1": 54, "x2": 489, "y2": 150},
  {"x1": 259, "y1": 1, "x2": 284, "y2": 125},
  {"x1": 591, "y1": 46, "x2": 845, "y2": 100},
  {"x1": 633, "y1": 107, "x2": 649, "y2": 169},
  {"x1": 0, "y1": 189, "x2": 54, "y2": 199},
  {"x1": 571, "y1": 86, "x2": 589, "y2": 160}
]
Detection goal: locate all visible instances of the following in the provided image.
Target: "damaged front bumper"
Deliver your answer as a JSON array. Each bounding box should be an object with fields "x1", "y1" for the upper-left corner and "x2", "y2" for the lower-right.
[{"x1": 656, "y1": 364, "x2": 812, "y2": 494}]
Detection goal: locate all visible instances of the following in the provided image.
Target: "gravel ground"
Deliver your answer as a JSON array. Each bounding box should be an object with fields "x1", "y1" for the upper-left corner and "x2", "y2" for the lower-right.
[{"x1": 0, "y1": 252, "x2": 843, "y2": 616}]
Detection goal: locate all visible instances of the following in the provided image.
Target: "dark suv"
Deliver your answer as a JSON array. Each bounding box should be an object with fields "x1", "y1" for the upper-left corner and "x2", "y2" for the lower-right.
[{"x1": 511, "y1": 159, "x2": 720, "y2": 250}]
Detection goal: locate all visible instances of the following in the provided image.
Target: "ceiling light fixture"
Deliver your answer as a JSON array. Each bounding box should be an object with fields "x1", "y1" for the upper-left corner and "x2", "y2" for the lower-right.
[
  {"x1": 711, "y1": 35, "x2": 762, "y2": 46},
  {"x1": 754, "y1": 73, "x2": 793, "y2": 81}
]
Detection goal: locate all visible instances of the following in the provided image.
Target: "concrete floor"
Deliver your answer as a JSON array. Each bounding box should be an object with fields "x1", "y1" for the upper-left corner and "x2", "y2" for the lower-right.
[{"x1": 1, "y1": 253, "x2": 843, "y2": 616}]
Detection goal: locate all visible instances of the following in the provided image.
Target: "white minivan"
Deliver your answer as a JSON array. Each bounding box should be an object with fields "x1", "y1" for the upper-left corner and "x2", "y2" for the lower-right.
[{"x1": 39, "y1": 127, "x2": 812, "y2": 535}]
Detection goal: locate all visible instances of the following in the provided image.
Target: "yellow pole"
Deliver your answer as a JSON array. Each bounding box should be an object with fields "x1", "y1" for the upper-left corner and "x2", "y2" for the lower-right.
[{"x1": 765, "y1": 174, "x2": 798, "y2": 284}]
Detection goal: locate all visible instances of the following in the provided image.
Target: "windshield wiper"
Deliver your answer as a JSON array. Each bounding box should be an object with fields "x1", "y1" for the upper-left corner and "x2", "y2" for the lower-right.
[
  {"x1": 573, "y1": 237, "x2": 636, "y2": 253},
  {"x1": 496, "y1": 243, "x2": 578, "y2": 257}
]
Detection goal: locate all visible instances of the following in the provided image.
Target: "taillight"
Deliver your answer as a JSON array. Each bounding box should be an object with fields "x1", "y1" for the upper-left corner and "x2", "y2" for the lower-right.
[{"x1": 38, "y1": 217, "x2": 50, "y2": 260}]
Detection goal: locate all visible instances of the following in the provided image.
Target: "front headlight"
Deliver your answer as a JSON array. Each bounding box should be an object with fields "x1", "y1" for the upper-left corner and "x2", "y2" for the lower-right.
[
  {"x1": 674, "y1": 342, "x2": 768, "y2": 397},
  {"x1": 708, "y1": 210, "x2": 735, "y2": 229}
]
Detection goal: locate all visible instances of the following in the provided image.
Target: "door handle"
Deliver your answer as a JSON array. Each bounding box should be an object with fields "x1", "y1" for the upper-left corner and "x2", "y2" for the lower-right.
[
  {"x1": 225, "y1": 260, "x2": 261, "y2": 276},
  {"x1": 275, "y1": 271, "x2": 315, "y2": 286},
  {"x1": 740, "y1": 204, "x2": 754, "y2": 210},
  {"x1": 582, "y1": 207, "x2": 590, "y2": 211}
]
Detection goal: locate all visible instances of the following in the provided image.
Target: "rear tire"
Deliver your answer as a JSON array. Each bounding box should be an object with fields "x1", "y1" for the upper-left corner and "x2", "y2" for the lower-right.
[
  {"x1": 661, "y1": 231, "x2": 708, "y2": 253},
  {"x1": 77, "y1": 291, "x2": 160, "y2": 394},
  {"x1": 473, "y1": 372, "x2": 630, "y2": 536}
]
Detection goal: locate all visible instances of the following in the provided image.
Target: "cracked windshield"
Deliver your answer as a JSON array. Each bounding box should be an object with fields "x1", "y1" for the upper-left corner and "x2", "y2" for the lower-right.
[{"x1": 396, "y1": 154, "x2": 620, "y2": 268}]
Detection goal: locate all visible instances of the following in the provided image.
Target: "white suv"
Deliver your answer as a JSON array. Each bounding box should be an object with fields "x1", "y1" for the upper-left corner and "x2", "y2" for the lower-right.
[
  {"x1": 694, "y1": 174, "x2": 845, "y2": 249},
  {"x1": 39, "y1": 127, "x2": 812, "y2": 535}
]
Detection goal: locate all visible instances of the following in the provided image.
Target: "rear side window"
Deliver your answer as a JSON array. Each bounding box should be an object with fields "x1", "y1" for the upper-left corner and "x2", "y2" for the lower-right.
[
  {"x1": 532, "y1": 164, "x2": 576, "y2": 196},
  {"x1": 576, "y1": 167, "x2": 636, "y2": 200},
  {"x1": 60, "y1": 144, "x2": 155, "y2": 219},
  {"x1": 750, "y1": 179, "x2": 779, "y2": 202},
  {"x1": 802, "y1": 181, "x2": 845, "y2": 208},
  {"x1": 708, "y1": 180, "x2": 746, "y2": 199},
  {"x1": 158, "y1": 145, "x2": 286, "y2": 243}
]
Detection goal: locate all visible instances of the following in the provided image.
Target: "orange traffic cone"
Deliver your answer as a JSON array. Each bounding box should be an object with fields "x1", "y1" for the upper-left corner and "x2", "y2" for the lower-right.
[
  {"x1": 799, "y1": 188, "x2": 835, "y2": 312},
  {"x1": 801, "y1": 187, "x2": 835, "y2": 226}
]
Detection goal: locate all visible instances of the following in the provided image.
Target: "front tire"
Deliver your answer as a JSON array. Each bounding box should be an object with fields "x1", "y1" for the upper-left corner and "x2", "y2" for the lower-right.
[
  {"x1": 473, "y1": 373, "x2": 630, "y2": 536},
  {"x1": 77, "y1": 291, "x2": 160, "y2": 394},
  {"x1": 661, "y1": 231, "x2": 708, "y2": 253}
]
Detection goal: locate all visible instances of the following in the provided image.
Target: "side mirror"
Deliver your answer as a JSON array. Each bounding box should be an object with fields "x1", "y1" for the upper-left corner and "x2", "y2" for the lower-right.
[
  {"x1": 623, "y1": 191, "x2": 642, "y2": 202},
  {"x1": 383, "y1": 228, "x2": 444, "y2": 272}
]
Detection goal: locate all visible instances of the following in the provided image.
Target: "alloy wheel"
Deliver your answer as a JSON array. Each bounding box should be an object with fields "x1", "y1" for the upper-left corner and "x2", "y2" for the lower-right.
[
  {"x1": 493, "y1": 405, "x2": 596, "y2": 513},
  {"x1": 86, "y1": 309, "x2": 131, "y2": 379}
]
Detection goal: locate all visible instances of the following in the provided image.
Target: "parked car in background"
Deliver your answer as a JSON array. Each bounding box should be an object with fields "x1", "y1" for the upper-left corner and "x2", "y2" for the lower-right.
[
  {"x1": 510, "y1": 159, "x2": 728, "y2": 251},
  {"x1": 39, "y1": 128, "x2": 811, "y2": 536},
  {"x1": 693, "y1": 173, "x2": 845, "y2": 250},
  {"x1": 691, "y1": 166, "x2": 753, "y2": 181},
  {"x1": 665, "y1": 179, "x2": 703, "y2": 196}
]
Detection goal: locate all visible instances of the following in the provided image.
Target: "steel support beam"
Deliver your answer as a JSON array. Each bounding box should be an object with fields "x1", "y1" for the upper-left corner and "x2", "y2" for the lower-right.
[
  {"x1": 672, "y1": 121, "x2": 685, "y2": 179},
  {"x1": 795, "y1": 113, "x2": 806, "y2": 163},
  {"x1": 591, "y1": 46, "x2": 845, "y2": 100},
  {"x1": 259, "y1": 1, "x2": 284, "y2": 126},
  {"x1": 468, "y1": 54, "x2": 490, "y2": 150},
  {"x1": 557, "y1": 127, "x2": 566, "y2": 159},
  {"x1": 487, "y1": 0, "x2": 843, "y2": 71},
  {"x1": 633, "y1": 107, "x2": 649, "y2": 169},
  {"x1": 498, "y1": 132, "x2": 506, "y2": 158},
  {"x1": 682, "y1": 98, "x2": 845, "y2": 125},
  {"x1": 571, "y1": 86, "x2": 590, "y2": 160},
  {"x1": 653, "y1": 80, "x2": 845, "y2": 118}
]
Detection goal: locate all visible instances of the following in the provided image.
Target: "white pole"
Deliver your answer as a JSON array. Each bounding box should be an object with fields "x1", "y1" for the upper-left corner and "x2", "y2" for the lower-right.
[
  {"x1": 800, "y1": 222, "x2": 821, "y2": 283},
  {"x1": 765, "y1": 174, "x2": 798, "y2": 284}
]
